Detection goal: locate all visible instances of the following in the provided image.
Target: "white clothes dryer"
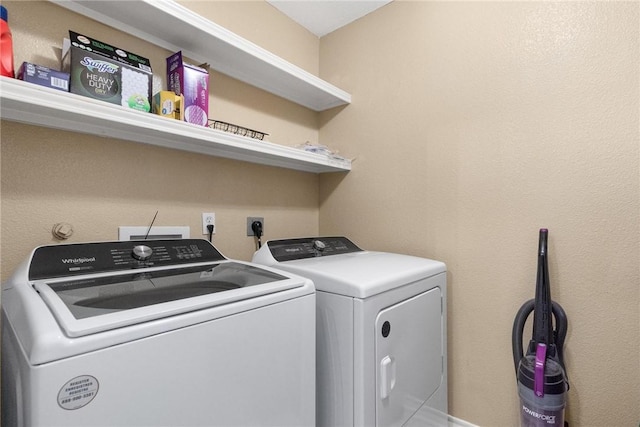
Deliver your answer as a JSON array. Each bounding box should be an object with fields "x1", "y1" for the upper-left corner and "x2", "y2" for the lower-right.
[
  {"x1": 2, "y1": 239, "x2": 315, "y2": 427},
  {"x1": 252, "y1": 236, "x2": 447, "y2": 427}
]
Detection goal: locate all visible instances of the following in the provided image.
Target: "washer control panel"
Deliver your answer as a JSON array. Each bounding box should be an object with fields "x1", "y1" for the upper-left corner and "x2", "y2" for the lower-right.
[
  {"x1": 29, "y1": 239, "x2": 226, "y2": 280},
  {"x1": 265, "y1": 237, "x2": 362, "y2": 262}
]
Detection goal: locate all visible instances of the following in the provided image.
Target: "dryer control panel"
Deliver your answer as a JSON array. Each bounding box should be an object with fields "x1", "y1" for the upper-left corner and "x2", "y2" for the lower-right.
[
  {"x1": 29, "y1": 239, "x2": 226, "y2": 280},
  {"x1": 263, "y1": 236, "x2": 362, "y2": 262}
]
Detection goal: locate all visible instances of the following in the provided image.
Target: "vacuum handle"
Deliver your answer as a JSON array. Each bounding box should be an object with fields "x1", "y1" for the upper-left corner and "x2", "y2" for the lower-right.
[
  {"x1": 533, "y1": 229, "x2": 554, "y2": 347},
  {"x1": 538, "y1": 228, "x2": 548, "y2": 257}
]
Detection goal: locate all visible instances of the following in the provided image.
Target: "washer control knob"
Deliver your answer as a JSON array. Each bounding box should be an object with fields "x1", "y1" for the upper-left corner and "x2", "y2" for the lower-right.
[
  {"x1": 313, "y1": 240, "x2": 326, "y2": 252},
  {"x1": 132, "y1": 245, "x2": 153, "y2": 261}
]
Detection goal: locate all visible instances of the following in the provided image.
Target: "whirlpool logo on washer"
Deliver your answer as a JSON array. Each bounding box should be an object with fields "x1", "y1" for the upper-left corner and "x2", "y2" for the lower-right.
[{"x1": 61, "y1": 257, "x2": 96, "y2": 264}]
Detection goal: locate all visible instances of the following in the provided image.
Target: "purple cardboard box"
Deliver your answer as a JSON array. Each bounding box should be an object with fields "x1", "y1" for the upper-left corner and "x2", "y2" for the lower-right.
[
  {"x1": 18, "y1": 62, "x2": 69, "y2": 92},
  {"x1": 166, "y1": 51, "x2": 209, "y2": 126}
]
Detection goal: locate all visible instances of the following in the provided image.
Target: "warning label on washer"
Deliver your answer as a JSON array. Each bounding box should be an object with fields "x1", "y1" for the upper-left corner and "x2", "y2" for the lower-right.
[{"x1": 58, "y1": 375, "x2": 99, "y2": 410}]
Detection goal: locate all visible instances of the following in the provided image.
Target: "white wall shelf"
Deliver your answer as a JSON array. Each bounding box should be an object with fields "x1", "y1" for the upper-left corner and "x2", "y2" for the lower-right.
[
  {"x1": 49, "y1": 0, "x2": 352, "y2": 112},
  {"x1": 0, "y1": 78, "x2": 351, "y2": 173}
]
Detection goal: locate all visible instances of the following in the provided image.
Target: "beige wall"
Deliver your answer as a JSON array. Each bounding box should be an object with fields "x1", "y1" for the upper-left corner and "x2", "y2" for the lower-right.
[
  {"x1": 178, "y1": 0, "x2": 319, "y2": 75},
  {"x1": 2, "y1": 1, "x2": 639, "y2": 426},
  {"x1": 1, "y1": 0, "x2": 323, "y2": 279},
  {"x1": 319, "y1": 1, "x2": 639, "y2": 426}
]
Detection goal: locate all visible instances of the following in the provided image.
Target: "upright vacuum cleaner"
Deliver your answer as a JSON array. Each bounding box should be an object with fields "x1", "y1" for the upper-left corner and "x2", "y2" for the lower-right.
[{"x1": 512, "y1": 229, "x2": 569, "y2": 426}]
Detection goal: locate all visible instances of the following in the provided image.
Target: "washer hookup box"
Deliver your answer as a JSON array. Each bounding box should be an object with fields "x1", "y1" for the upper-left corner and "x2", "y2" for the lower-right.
[{"x1": 62, "y1": 30, "x2": 153, "y2": 112}]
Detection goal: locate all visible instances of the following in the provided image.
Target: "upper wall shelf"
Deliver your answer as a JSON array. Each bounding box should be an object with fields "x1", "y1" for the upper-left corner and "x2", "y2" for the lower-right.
[
  {"x1": 0, "y1": 78, "x2": 351, "y2": 173},
  {"x1": 49, "y1": 0, "x2": 352, "y2": 111}
]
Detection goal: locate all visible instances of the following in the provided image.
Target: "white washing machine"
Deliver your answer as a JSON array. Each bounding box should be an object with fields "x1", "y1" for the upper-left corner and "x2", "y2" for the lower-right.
[
  {"x1": 252, "y1": 236, "x2": 447, "y2": 427},
  {"x1": 2, "y1": 239, "x2": 315, "y2": 427}
]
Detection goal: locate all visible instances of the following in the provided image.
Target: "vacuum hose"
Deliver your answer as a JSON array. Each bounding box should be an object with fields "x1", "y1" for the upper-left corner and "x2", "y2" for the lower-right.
[{"x1": 512, "y1": 299, "x2": 568, "y2": 375}]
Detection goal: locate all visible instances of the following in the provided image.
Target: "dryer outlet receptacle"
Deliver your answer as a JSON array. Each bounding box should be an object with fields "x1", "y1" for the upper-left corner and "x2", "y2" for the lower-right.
[{"x1": 247, "y1": 217, "x2": 264, "y2": 236}]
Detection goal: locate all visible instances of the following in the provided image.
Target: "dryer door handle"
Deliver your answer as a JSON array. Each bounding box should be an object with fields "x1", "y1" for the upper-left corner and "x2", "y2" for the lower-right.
[{"x1": 380, "y1": 355, "x2": 396, "y2": 400}]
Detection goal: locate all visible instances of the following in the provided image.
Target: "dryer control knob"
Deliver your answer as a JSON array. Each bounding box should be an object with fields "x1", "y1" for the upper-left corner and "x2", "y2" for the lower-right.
[
  {"x1": 313, "y1": 240, "x2": 326, "y2": 252},
  {"x1": 132, "y1": 245, "x2": 153, "y2": 261}
]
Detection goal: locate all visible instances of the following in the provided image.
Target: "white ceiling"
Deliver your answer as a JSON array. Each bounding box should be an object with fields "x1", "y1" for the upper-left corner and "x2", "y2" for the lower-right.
[{"x1": 267, "y1": 0, "x2": 392, "y2": 37}]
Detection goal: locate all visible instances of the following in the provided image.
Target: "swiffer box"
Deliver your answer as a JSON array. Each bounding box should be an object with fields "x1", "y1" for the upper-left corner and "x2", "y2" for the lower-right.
[
  {"x1": 166, "y1": 51, "x2": 209, "y2": 126},
  {"x1": 62, "y1": 31, "x2": 153, "y2": 112}
]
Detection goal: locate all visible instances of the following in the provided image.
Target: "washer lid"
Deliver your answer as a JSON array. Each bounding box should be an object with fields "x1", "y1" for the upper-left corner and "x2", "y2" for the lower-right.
[{"x1": 35, "y1": 261, "x2": 298, "y2": 337}]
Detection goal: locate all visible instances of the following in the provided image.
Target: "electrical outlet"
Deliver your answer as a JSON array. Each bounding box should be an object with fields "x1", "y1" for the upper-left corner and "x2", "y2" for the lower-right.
[
  {"x1": 246, "y1": 217, "x2": 264, "y2": 236},
  {"x1": 202, "y1": 212, "x2": 216, "y2": 235}
]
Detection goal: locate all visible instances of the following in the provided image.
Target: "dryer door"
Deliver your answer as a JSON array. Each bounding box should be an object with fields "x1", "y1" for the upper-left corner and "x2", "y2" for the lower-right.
[{"x1": 375, "y1": 287, "x2": 443, "y2": 427}]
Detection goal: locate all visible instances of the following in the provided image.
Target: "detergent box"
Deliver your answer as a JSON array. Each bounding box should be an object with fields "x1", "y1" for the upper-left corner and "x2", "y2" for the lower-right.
[
  {"x1": 166, "y1": 51, "x2": 209, "y2": 126},
  {"x1": 62, "y1": 30, "x2": 153, "y2": 112},
  {"x1": 153, "y1": 91, "x2": 184, "y2": 121},
  {"x1": 17, "y1": 62, "x2": 69, "y2": 92}
]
